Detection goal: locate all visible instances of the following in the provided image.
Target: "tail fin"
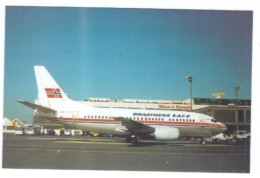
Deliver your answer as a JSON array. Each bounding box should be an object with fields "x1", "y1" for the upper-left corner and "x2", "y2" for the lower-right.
[{"x1": 34, "y1": 66, "x2": 71, "y2": 107}]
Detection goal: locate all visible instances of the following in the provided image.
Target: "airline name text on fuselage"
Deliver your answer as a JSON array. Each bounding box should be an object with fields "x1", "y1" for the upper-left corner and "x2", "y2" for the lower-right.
[{"x1": 133, "y1": 113, "x2": 191, "y2": 118}]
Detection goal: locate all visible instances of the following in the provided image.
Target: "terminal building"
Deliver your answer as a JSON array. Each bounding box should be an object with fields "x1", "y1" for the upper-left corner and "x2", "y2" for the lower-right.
[{"x1": 191, "y1": 98, "x2": 250, "y2": 134}]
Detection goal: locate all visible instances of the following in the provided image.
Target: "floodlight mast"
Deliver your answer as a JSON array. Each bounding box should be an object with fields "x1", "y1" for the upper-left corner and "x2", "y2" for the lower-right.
[
  {"x1": 186, "y1": 76, "x2": 193, "y2": 110},
  {"x1": 235, "y1": 86, "x2": 241, "y2": 105}
]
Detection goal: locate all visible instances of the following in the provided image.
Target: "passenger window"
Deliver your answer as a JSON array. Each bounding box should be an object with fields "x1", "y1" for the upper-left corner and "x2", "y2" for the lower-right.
[{"x1": 169, "y1": 119, "x2": 171, "y2": 121}]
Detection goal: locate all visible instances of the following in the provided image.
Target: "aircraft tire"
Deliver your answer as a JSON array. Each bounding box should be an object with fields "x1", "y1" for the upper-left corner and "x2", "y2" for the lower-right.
[
  {"x1": 200, "y1": 137, "x2": 206, "y2": 145},
  {"x1": 130, "y1": 135, "x2": 139, "y2": 145}
]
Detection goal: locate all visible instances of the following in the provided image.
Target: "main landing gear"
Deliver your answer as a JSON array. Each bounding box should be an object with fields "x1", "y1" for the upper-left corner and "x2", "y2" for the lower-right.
[
  {"x1": 200, "y1": 137, "x2": 207, "y2": 145},
  {"x1": 126, "y1": 135, "x2": 139, "y2": 144}
]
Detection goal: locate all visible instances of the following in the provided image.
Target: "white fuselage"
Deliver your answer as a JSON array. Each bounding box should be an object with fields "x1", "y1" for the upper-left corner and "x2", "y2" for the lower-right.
[
  {"x1": 24, "y1": 66, "x2": 227, "y2": 141},
  {"x1": 35, "y1": 99, "x2": 226, "y2": 138}
]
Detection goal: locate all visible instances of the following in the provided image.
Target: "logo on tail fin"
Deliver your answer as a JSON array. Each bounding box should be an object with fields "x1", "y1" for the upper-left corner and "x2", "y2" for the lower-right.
[{"x1": 45, "y1": 88, "x2": 62, "y2": 98}]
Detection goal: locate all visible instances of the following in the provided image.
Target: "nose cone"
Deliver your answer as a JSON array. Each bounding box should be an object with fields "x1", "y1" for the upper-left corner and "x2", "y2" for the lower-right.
[
  {"x1": 213, "y1": 122, "x2": 227, "y2": 135},
  {"x1": 220, "y1": 122, "x2": 227, "y2": 132}
]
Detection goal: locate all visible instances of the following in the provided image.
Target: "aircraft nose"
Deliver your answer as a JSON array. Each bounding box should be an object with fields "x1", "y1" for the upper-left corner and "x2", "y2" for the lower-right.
[{"x1": 221, "y1": 123, "x2": 227, "y2": 132}]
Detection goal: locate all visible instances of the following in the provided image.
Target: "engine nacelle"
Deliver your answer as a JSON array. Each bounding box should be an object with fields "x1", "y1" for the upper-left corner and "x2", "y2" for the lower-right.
[{"x1": 152, "y1": 127, "x2": 180, "y2": 140}]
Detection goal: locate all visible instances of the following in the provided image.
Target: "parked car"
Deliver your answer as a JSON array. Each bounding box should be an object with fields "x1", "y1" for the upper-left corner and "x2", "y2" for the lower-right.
[
  {"x1": 64, "y1": 129, "x2": 72, "y2": 136},
  {"x1": 34, "y1": 125, "x2": 44, "y2": 135},
  {"x1": 24, "y1": 126, "x2": 35, "y2": 135},
  {"x1": 14, "y1": 125, "x2": 24, "y2": 135}
]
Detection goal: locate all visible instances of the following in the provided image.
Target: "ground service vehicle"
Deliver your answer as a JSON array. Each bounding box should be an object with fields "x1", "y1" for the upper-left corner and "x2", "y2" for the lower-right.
[
  {"x1": 210, "y1": 133, "x2": 235, "y2": 144},
  {"x1": 211, "y1": 133, "x2": 227, "y2": 144}
]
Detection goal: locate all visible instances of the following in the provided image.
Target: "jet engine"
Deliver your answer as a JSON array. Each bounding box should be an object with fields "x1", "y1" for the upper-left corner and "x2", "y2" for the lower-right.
[{"x1": 152, "y1": 127, "x2": 180, "y2": 140}]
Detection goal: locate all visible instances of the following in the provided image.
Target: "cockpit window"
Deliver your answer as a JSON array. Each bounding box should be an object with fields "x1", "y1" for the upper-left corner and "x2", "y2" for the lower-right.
[{"x1": 211, "y1": 118, "x2": 217, "y2": 123}]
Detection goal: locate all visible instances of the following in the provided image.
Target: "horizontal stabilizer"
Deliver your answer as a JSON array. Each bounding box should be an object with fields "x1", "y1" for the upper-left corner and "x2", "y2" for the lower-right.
[{"x1": 17, "y1": 100, "x2": 56, "y2": 113}]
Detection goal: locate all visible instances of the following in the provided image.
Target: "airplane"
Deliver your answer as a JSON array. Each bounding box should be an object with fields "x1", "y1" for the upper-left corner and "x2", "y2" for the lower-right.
[{"x1": 18, "y1": 66, "x2": 227, "y2": 144}]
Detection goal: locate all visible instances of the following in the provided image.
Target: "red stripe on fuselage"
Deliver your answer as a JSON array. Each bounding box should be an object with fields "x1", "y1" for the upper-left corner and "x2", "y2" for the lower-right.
[{"x1": 37, "y1": 116, "x2": 225, "y2": 128}]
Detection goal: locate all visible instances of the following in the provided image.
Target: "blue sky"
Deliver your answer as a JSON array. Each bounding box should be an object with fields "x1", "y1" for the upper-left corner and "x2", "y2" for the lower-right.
[{"x1": 4, "y1": 7, "x2": 252, "y2": 122}]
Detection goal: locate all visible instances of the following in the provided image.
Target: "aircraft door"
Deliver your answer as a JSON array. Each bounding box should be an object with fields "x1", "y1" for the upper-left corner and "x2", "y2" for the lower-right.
[
  {"x1": 72, "y1": 111, "x2": 78, "y2": 121},
  {"x1": 199, "y1": 115, "x2": 206, "y2": 126}
]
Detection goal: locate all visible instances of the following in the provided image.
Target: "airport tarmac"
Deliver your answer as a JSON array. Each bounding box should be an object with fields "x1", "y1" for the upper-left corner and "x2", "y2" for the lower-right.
[{"x1": 2, "y1": 133, "x2": 250, "y2": 173}]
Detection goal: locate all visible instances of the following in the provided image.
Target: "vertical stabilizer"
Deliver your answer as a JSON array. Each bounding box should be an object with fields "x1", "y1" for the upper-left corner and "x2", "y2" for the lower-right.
[{"x1": 34, "y1": 66, "x2": 70, "y2": 107}]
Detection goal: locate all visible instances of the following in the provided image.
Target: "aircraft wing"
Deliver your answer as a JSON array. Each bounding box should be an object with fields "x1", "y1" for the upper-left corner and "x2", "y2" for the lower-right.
[
  {"x1": 114, "y1": 117, "x2": 155, "y2": 134},
  {"x1": 17, "y1": 100, "x2": 56, "y2": 113}
]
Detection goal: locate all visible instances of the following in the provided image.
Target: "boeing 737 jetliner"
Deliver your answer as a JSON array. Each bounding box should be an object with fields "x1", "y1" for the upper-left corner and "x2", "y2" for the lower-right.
[{"x1": 18, "y1": 66, "x2": 226, "y2": 144}]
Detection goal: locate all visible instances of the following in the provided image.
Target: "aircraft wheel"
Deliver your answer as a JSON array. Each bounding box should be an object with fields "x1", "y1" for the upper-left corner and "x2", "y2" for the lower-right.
[
  {"x1": 130, "y1": 135, "x2": 139, "y2": 145},
  {"x1": 200, "y1": 137, "x2": 206, "y2": 145},
  {"x1": 201, "y1": 140, "x2": 206, "y2": 144}
]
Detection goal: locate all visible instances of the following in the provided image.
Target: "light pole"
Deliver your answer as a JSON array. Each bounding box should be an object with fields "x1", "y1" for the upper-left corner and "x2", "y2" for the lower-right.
[
  {"x1": 186, "y1": 76, "x2": 193, "y2": 110},
  {"x1": 235, "y1": 86, "x2": 241, "y2": 105}
]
